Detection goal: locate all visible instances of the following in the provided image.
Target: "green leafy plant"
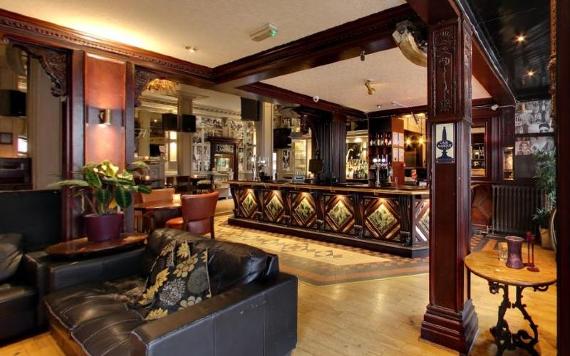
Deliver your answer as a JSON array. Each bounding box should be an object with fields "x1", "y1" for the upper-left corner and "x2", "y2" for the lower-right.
[
  {"x1": 50, "y1": 160, "x2": 152, "y2": 215},
  {"x1": 532, "y1": 149, "x2": 556, "y2": 227}
]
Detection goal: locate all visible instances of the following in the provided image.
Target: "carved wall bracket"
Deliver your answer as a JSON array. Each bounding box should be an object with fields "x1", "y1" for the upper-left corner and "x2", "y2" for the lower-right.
[
  {"x1": 134, "y1": 69, "x2": 160, "y2": 107},
  {"x1": 9, "y1": 40, "x2": 68, "y2": 97}
]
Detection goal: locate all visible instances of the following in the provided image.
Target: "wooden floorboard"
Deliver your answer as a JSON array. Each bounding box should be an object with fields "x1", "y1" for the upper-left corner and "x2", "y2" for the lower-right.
[{"x1": 0, "y1": 228, "x2": 556, "y2": 356}]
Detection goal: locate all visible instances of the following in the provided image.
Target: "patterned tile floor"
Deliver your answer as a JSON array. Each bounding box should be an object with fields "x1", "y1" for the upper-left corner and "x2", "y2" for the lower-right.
[{"x1": 214, "y1": 214, "x2": 495, "y2": 285}]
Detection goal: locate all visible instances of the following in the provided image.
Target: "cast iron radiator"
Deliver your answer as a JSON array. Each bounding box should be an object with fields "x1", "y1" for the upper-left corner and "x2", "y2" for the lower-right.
[{"x1": 492, "y1": 184, "x2": 544, "y2": 235}]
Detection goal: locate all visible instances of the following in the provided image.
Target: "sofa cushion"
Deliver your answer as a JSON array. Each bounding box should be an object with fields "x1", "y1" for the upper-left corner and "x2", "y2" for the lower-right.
[
  {"x1": 147, "y1": 229, "x2": 279, "y2": 295},
  {"x1": 44, "y1": 276, "x2": 145, "y2": 330},
  {"x1": 0, "y1": 284, "x2": 36, "y2": 318},
  {"x1": 141, "y1": 241, "x2": 212, "y2": 320},
  {"x1": 71, "y1": 310, "x2": 145, "y2": 356},
  {"x1": 0, "y1": 233, "x2": 23, "y2": 283}
]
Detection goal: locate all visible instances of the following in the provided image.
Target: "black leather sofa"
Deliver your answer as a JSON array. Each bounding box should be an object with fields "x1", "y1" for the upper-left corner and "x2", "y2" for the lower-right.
[
  {"x1": 0, "y1": 243, "x2": 45, "y2": 341},
  {"x1": 43, "y1": 228, "x2": 298, "y2": 356},
  {"x1": 0, "y1": 190, "x2": 62, "y2": 341}
]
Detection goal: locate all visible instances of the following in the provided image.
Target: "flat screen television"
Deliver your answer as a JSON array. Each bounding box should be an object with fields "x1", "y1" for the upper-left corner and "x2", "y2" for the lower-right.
[
  {"x1": 273, "y1": 128, "x2": 292, "y2": 149},
  {"x1": 241, "y1": 98, "x2": 261, "y2": 121},
  {"x1": 0, "y1": 90, "x2": 26, "y2": 117}
]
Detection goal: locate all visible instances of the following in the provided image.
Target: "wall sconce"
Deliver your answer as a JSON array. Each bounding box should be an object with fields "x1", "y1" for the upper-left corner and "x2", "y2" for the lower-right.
[{"x1": 98, "y1": 109, "x2": 112, "y2": 125}]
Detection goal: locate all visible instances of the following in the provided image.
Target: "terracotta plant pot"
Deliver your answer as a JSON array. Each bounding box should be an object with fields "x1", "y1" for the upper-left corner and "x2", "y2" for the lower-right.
[{"x1": 84, "y1": 213, "x2": 123, "y2": 242}]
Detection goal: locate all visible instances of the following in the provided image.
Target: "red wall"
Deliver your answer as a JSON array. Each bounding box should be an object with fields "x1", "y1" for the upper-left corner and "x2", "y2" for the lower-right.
[{"x1": 84, "y1": 54, "x2": 126, "y2": 168}]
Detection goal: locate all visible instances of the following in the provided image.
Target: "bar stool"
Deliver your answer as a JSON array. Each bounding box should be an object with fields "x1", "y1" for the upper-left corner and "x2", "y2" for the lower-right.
[{"x1": 165, "y1": 191, "x2": 219, "y2": 239}]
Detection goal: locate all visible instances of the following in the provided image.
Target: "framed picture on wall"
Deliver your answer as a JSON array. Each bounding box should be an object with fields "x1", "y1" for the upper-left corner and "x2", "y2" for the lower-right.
[
  {"x1": 514, "y1": 100, "x2": 553, "y2": 134},
  {"x1": 0, "y1": 132, "x2": 13, "y2": 145},
  {"x1": 515, "y1": 136, "x2": 555, "y2": 156},
  {"x1": 435, "y1": 123, "x2": 455, "y2": 163}
]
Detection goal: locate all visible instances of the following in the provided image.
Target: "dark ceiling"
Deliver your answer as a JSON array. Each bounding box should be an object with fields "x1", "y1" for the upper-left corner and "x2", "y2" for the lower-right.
[{"x1": 464, "y1": 0, "x2": 550, "y2": 100}]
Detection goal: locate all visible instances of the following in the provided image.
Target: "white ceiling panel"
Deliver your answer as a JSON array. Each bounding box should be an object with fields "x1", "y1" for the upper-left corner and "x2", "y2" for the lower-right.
[
  {"x1": 0, "y1": 0, "x2": 405, "y2": 67},
  {"x1": 264, "y1": 48, "x2": 491, "y2": 112}
]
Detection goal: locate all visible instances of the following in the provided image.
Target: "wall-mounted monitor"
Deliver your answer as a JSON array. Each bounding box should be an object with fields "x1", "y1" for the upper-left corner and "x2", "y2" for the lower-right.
[{"x1": 241, "y1": 98, "x2": 261, "y2": 121}]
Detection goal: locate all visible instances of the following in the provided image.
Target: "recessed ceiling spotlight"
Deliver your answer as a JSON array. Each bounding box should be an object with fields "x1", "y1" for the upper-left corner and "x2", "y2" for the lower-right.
[
  {"x1": 515, "y1": 34, "x2": 526, "y2": 44},
  {"x1": 185, "y1": 46, "x2": 198, "y2": 53},
  {"x1": 527, "y1": 69, "x2": 535, "y2": 77},
  {"x1": 376, "y1": 104, "x2": 382, "y2": 109}
]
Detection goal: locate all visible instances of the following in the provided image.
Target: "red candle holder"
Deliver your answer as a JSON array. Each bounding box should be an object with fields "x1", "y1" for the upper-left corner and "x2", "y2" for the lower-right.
[{"x1": 525, "y1": 231, "x2": 539, "y2": 272}]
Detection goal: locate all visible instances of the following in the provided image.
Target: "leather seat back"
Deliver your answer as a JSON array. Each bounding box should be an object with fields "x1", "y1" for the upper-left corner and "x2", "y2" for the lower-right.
[
  {"x1": 180, "y1": 192, "x2": 218, "y2": 232},
  {"x1": 145, "y1": 229, "x2": 278, "y2": 295}
]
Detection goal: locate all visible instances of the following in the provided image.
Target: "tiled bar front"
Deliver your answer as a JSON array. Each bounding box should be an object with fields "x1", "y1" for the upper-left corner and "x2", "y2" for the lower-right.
[{"x1": 229, "y1": 181, "x2": 430, "y2": 257}]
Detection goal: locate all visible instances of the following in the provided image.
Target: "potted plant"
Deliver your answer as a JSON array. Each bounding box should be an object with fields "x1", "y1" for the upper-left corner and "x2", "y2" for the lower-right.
[
  {"x1": 51, "y1": 160, "x2": 152, "y2": 242},
  {"x1": 532, "y1": 149, "x2": 556, "y2": 249}
]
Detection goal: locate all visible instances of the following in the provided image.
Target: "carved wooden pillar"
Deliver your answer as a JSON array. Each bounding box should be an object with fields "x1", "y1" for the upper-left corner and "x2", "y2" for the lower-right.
[{"x1": 420, "y1": 18, "x2": 478, "y2": 353}]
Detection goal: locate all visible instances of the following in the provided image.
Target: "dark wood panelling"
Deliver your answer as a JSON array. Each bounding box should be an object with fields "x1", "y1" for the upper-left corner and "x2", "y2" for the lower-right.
[
  {"x1": 214, "y1": 4, "x2": 418, "y2": 86},
  {"x1": 557, "y1": 0, "x2": 569, "y2": 352},
  {"x1": 62, "y1": 50, "x2": 85, "y2": 240}
]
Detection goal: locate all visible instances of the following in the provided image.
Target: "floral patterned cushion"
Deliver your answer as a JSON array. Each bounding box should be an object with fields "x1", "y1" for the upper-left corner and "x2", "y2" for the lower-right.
[{"x1": 139, "y1": 240, "x2": 212, "y2": 321}]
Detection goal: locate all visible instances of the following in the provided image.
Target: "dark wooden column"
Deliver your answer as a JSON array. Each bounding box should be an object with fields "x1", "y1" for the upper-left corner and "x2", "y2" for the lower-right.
[
  {"x1": 556, "y1": 0, "x2": 570, "y2": 353},
  {"x1": 300, "y1": 108, "x2": 347, "y2": 182},
  {"x1": 420, "y1": 18, "x2": 478, "y2": 353},
  {"x1": 62, "y1": 50, "x2": 85, "y2": 240}
]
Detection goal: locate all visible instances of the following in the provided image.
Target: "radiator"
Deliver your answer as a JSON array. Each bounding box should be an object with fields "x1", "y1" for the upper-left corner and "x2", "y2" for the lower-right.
[{"x1": 492, "y1": 185, "x2": 544, "y2": 235}]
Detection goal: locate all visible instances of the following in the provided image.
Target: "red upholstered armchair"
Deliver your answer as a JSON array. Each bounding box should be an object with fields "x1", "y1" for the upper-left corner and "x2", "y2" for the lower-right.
[{"x1": 165, "y1": 191, "x2": 219, "y2": 239}]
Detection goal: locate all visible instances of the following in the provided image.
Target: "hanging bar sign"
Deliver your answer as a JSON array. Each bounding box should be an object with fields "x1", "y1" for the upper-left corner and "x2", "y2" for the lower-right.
[{"x1": 435, "y1": 123, "x2": 455, "y2": 163}]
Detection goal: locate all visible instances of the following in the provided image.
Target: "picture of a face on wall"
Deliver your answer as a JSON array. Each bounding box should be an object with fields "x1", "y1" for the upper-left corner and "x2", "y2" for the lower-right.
[
  {"x1": 515, "y1": 100, "x2": 553, "y2": 134},
  {"x1": 515, "y1": 136, "x2": 555, "y2": 156}
]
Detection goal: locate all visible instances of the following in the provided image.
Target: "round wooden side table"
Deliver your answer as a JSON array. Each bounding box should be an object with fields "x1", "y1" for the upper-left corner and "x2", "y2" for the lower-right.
[
  {"x1": 465, "y1": 249, "x2": 557, "y2": 356},
  {"x1": 46, "y1": 233, "x2": 147, "y2": 258}
]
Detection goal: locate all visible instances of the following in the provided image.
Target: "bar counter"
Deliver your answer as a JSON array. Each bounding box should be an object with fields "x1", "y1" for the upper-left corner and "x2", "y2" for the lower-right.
[{"x1": 229, "y1": 181, "x2": 430, "y2": 257}]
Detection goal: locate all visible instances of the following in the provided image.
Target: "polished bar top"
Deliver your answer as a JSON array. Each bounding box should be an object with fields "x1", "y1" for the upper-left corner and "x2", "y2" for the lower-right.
[{"x1": 228, "y1": 180, "x2": 429, "y2": 196}]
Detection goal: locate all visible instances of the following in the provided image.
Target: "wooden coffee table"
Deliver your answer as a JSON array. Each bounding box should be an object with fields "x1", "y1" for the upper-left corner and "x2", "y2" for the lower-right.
[
  {"x1": 46, "y1": 233, "x2": 147, "y2": 258},
  {"x1": 465, "y1": 248, "x2": 557, "y2": 355}
]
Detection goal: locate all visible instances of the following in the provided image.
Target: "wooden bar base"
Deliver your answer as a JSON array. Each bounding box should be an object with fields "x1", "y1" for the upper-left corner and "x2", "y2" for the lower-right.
[
  {"x1": 228, "y1": 217, "x2": 428, "y2": 258},
  {"x1": 421, "y1": 300, "x2": 479, "y2": 354}
]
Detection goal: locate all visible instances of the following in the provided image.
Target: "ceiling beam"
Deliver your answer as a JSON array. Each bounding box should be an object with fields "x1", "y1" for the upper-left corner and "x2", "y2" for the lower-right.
[
  {"x1": 406, "y1": 0, "x2": 516, "y2": 105},
  {"x1": 213, "y1": 4, "x2": 418, "y2": 87},
  {"x1": 240, "y1": 82, "x2": 366, "y2": 119}
]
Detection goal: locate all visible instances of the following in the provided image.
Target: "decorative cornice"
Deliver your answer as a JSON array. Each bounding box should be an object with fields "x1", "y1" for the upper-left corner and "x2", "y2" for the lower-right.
[
  {"x1": 137, "y1": 93, "x2": 242, "y2": 118},
  {"x1": 214, "y1": 4, "x2": 418, "y2": 85},
  {"x1": 241, "y1": 82, "x2": 366, "y2": 119},
  {"x1": 0, "y1": 9, "x2": 213, "y2": 80}
]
